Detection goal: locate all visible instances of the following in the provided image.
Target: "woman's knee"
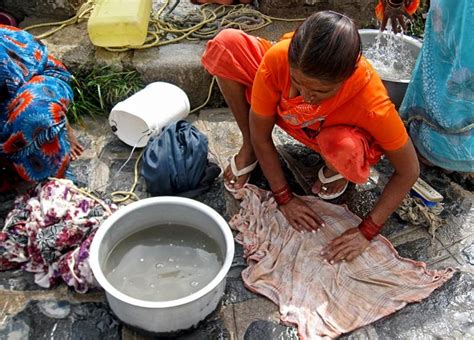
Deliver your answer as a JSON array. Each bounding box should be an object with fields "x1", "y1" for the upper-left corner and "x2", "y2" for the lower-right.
[
  {"x1": 317, "y1": 126, "x2": 375, "y2": 184},
  {"x1": 318, "y1": 126, "x2": 361, "y2": 155},
  {"x1": 210, "y1": 28, "x2": 248, "y2": 49}
]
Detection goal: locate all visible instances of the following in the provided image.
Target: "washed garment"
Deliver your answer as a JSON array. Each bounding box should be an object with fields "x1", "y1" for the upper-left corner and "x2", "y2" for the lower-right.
[
  {"x1": 229, "y1": 185, "x2": 454, "y2": 339},
  {"x1": 0, "y1": 179, "x2": 116, "y2": 293},
  {"x1": 0, "y1": 25, "x2": 73, "y2": 185},
  {"x1": 202, "y1": 29, "x2": 407, "y2": 184},
  {"x1": 399, "y1": 0, "x2": 474, "y2": 172}
]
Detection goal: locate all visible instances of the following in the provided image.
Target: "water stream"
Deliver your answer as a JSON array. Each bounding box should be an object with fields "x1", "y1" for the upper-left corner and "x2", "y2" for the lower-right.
[{"x1": 363, "y1": 31, "x2": 417, "y2": 82}]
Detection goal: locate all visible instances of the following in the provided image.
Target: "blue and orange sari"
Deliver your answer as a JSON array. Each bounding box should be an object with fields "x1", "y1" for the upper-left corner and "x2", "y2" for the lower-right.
[{"x1": 0, "y1": 25, "x2": 73, "y2": 190}]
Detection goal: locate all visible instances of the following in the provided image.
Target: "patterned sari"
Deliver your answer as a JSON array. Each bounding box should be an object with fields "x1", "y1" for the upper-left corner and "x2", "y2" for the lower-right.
[
  {"x1": 0, "y1": 25, "x2": 73, "y2": 189},
  {"x1": 399, "y1": 0, "x2": 474, "y2": 172}
]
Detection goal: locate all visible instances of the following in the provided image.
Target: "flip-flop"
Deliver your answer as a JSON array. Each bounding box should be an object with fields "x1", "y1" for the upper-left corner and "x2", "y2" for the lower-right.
[
  {"x1": 224, "y1": 154, "x2": 258, "y2": 192},
  {"x1": 316, "y1": 166, "x2": 348, "y2": 200}
]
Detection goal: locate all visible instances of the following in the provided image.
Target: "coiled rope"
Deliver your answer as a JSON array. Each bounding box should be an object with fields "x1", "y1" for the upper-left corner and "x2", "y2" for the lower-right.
[{"x1": 24, "y1": 0, "x2": 305, "y2": 52}]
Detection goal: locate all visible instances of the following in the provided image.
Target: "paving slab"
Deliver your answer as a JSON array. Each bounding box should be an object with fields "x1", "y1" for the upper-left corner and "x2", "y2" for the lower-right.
[{"x1": 1, "y1": 108, "x2": 473, "y2": 339}]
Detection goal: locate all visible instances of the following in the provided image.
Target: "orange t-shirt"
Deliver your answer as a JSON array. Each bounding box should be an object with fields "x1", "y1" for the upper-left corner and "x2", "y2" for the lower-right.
[{"x1": 250, "y1": 38, "x2": 409, "y2": 151}]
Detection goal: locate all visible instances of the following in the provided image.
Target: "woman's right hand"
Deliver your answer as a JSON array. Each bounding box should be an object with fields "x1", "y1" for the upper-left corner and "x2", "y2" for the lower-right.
[
  {"x1": 380, "y1": 0, "x2": 413, "y2": 34},
  {"x1": 279, "y1": 196, "x2": 325, "y2": 233}
]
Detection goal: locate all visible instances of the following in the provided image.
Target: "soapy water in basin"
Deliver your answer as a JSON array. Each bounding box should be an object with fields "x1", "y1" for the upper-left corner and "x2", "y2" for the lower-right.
[
  {"x1": 363, "y1": 31, "x2": 417, "y2": 82},
  {"x1": 105, "y1": 224, "x2": 223, "y2": 302}
]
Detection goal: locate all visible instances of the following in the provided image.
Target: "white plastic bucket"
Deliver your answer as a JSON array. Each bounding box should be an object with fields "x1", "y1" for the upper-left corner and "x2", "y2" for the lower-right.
[{"x1": 109, "y1": 82, "x2": 191, "y2": 147}]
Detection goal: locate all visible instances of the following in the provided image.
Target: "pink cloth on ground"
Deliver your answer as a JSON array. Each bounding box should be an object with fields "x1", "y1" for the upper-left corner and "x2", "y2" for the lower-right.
[{"x1": 229, "y1": 185, "x2": 454, "y2": 339}]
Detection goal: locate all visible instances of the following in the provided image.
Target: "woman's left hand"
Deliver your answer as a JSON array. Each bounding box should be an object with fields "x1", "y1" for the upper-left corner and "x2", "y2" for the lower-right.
[
  {"x1": 321, "y1": 227, "x2": 370, "y2": 264},
  {"x1": 380, "y1": 0, "x2": 412, "y2": 34}
]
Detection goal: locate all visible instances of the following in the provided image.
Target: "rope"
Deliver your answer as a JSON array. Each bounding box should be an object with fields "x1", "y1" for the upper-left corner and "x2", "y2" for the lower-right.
[
  {"x1": 190, "y1": 76, "x2": 216, "y2": 114},
  {"x1": 23, "y1": 0, "x2": 95, "y2": 39},
  {"x1": 109, "y1": 149, "x2": 144, "y2": 204},
  {"x1": 24, "y1": 0, "x2": 305, "y2": 51}
]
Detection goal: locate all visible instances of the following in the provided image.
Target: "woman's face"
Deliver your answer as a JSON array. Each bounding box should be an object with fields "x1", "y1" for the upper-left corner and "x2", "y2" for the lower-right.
[{"x1": 290, "y1": 68, "x2": 343, "y2": 105}]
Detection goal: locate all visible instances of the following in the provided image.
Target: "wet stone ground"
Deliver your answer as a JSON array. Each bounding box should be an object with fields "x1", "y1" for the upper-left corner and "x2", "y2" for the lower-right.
[{"x1": 0, "y1": 109, "x2": 473, "y2": 339}]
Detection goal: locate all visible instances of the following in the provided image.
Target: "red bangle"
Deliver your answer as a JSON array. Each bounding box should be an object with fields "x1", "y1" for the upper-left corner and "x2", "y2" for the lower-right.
[
  {"x1": 358, "y1": 215, "x2": 383, "y2": 241},
  {"x1": 273, "y1": 184, "x2": 290, "y2": 196},
  {"x1": 272, "y1": 185, "x2": 293, "y2": 205}
]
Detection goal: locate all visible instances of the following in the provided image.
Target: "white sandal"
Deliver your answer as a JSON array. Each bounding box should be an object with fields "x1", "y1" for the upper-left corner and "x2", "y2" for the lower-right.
[
  {"x1": 224, "y1": 154, "x2": 258, "y2": 192},
  {"x1": 316, "y1": 166, "x2": 349, "y2": 200}
]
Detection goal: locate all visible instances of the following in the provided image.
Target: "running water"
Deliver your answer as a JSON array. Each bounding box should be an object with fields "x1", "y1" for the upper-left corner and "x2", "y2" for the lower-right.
[
  {"x1": 105, "y1": 224, "x2": 223, "y2": 302},
  {"x1": 363, "y1": 30, "x2": 417, "y2": 82}
]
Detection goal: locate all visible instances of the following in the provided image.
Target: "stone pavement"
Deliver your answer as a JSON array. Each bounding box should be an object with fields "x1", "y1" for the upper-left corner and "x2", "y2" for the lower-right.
[{"x1": 1, "y1": 109, "x2": 473, "y2": 339}]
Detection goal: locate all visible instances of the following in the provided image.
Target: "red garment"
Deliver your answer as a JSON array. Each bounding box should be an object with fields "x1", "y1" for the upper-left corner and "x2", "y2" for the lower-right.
[{"x1": 202, "y1": 29, "x2": 408, "y2": 184}]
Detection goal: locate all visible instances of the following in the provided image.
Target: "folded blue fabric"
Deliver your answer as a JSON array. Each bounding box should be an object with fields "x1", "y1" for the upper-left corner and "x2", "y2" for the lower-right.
[{"x1": 141, "y1": 120, "x2": 217, "y2": 197}]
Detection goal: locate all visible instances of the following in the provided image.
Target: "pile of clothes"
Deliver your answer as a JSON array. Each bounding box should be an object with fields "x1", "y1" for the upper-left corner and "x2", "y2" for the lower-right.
[{"x1": 0, "y1": 178, "x2": 116, "y2": 292}]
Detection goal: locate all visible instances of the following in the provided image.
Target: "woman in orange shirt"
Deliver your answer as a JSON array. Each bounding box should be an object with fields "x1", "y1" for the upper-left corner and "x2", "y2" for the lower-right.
[{"x1": 202, "y1": 11, "x2": 420, "y2": 263}]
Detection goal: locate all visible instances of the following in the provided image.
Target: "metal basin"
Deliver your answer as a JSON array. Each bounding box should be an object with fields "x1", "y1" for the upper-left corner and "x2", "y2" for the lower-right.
[
  {"x1": 89, "y1": 197, "x2": 234, "y2": 333},
  {"x1": 359, "y1": 29, "x2": 422, "y2": 109}
]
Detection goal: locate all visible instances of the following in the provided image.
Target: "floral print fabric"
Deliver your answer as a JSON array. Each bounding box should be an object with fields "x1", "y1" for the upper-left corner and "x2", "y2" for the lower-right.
[
  {"x1": 0, "y1": 179, "x2": 116, "y2": 293},
  {"x1": 0, "y1": 25, "x2": 73, "y2": 183}
]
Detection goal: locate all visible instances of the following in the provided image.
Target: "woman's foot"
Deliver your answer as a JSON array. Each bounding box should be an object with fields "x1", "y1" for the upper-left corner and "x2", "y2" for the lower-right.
[
  {"x1": 67, "y1": 125, "x2": 84, "y2": 161},
  {"x1": 224, "y1": 145, "x2": 256, "y2": 190},
  {"x1": 312, "y1": 165, "x2": 348, "y2": 197}
]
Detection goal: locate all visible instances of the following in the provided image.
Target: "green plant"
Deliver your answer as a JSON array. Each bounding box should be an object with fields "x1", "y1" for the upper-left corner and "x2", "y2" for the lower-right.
[
  {"x1": 406, "y1": 9, "x2": 426, "y2": 38},
  {"x1": 67, "y1": 66, "x2": 144, "y2": 123}
]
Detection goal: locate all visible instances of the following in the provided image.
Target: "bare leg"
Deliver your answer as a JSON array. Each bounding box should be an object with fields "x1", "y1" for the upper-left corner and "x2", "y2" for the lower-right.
[
  {"x1": 67, "y1": 123, "x2": 84, "y2": 161},
  {"x1": 217, "y1": 76, "x2": 256, "y2": 189}
]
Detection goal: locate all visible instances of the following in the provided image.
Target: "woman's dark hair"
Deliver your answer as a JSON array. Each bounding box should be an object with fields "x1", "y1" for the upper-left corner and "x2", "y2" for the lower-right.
[{"x1": 288, "y1": 11, "x2": 361, "y2": 83}]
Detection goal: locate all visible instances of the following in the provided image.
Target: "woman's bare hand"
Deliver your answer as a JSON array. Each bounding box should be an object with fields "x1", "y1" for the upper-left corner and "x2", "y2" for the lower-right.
[
  {"x1": 381, "y1": 0, "x2": 413, "y2": 34},
  {"x1": 279, "y1": 196, "x2": 326, "y2": 233},
  {"x1": 321, "y1": 227, "x2": 370, "y2": 264}
]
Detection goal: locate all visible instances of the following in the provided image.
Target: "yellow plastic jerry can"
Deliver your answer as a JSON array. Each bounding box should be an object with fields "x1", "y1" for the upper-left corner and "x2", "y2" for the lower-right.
[{"x1": 87, "y1": 0, "x2": 152, "y2": 47}]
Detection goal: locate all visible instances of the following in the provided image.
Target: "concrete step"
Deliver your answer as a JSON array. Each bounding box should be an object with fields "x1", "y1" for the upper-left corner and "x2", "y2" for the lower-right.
[{"x1": 20, "y1": 2, "x2": 300, "y2": 110}]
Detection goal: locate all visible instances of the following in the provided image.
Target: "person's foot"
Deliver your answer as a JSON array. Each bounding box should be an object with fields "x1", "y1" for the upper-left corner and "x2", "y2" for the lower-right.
[
  {"x1": 311, "y1": 165, "x2": 348, "y2": 197},
  {"x1": 67, "y1": 125, "x2": 84, "y2": 161},
  {"x1": 224, "y1": 146, "x2": 256, "y2": 191}
]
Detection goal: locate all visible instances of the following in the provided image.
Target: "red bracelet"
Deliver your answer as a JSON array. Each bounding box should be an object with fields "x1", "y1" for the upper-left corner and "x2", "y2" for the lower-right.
[
  {"x1": 273, "y1": 184, "x2": 290, "y2": 196},
  {"x1": 272, "y1": 185, "x2": 294, "y2": 205},
  {"x1": 358, "y1": 215, "x2": 384, "y2": 241}
]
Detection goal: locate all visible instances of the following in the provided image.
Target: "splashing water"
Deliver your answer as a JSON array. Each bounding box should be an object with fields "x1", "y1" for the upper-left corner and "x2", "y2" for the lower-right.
[{"x1": 364, "y1": 30, "x2": 417, "y2": 82}]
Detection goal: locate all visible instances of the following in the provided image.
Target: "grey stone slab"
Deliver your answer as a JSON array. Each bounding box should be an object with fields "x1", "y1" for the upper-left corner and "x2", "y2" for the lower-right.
[
  {"x1": 3, "y1": 0, "x2": 84, "y2": 19},
  {"x1": 427, "y1": 255, "x2": 461, "y2": 272},
  {"x1": 133, "y1": 42, "x2": 210, "y2": 109},
  {"x1": 99, "y1": 137, "x2": 138, "y2": 161},
  {"x1": 460, "y1": 243, "x2": 474, "y2": 266},
  {"x1": 0, "y1": 300, "x2": 121, "y2": 340},
  {"x1": 364, "y1": 272, "x2": 474, "y2": 339},
  {"x1": 391, "y1": 228, "x2": 449, "y2": 264},
  {"x1": 0, "y1": 191, "x2": 16, "y2": 223},
  {"x1": 0, "y1": 270, "x2": 43, "y2": 291},
  {"x1": 224, "y1": 277, "x2": 259, "y2": 305},
  {"x1": 379, "y1": 216, "x2": 420, "y2": 241},
  {"x1": 244, "y1": 320, "x2": 298, "y2": 340},
  {"x1": 121, "y1": 306, "x2": 230, "y2": 340},
  {"x1": 194, "y1": 179, "x2": 228, "y2": 221},
  {"x1": 69, "y1": 158, "x2": 93, "y2": 188},
  {"x1": 194, "y1": 108, "x2": 244, "y2": 170},
  {"x1": 233, "y1": 298, "x2": 280, "y2": 340}
]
